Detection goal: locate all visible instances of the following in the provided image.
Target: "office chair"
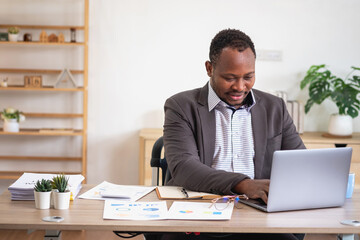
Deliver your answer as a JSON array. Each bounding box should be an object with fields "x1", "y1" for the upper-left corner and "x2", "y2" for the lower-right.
[{"x1": 150, "y1": 136, "x2": 171, "y2": 186}]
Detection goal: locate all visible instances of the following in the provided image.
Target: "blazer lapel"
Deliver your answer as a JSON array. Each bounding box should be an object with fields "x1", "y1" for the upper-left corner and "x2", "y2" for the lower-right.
[
  {"x1": 251, "y1": 91, "x2": 267, "y2": 178},
  {"x1": 197, "y1": 84, "x2": 215, "y2": 167}
]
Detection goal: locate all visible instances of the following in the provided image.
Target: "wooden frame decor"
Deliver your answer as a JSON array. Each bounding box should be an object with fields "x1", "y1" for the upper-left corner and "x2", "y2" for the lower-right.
[
  {"x1": 54, "y1": 69, "x2": 77, "y2": 88},
  {"x1": 58, "y1": 33, "x2": 65, "y2": 43},
  {"x1": 39, "y1": 30, "x2": 48, "y2": 43},
  {"x1": 48, "y1": 33, "x2": 58, "y2": 42},
  {"x1": 24, "y1": 75, "x2": 42, "y2": 88}
]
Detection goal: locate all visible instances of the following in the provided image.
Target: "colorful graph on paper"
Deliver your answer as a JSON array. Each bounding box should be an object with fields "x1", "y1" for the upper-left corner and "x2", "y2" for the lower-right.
[
  {"x1": 167, "y1": 201, "x2": 234, "y2": 220},
  {"x1": 103, "y1": 200, "x2": 168, "y2": 220}
]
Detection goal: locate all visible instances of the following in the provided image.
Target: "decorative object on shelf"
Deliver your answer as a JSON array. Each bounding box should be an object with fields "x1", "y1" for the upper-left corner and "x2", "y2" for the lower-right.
[
  {"x1": 55, "y1": 69, "x2": 77, "y2": 88},
  {"x1": 1, "y1": 107, "x2": 26, "y2": 132},
  {"x1": 39, "y1": 30, "x2": 48, "y2": 42},
  {"x1": 8, "y1": 26, "x2": 20, "y2": 42},
  {"x1": 23, "y1": 33, "x2": 32, "y2": 42},
  {"x1": 300, "y1": 65, "x2": 360, "y2": 137},
  {"x1": 70, "y1": 28, "x2": 76, "y2": 42},
  {"x1": 39, "y1": 128, "x2": 74, "y2": 133},
  {"x1": 24, "y1": 75, "x2": 42, "y2": 88},
  {"x1": 48, "y1": 33, "x2": 58, "y2": 42},
  {"x1": 51, "y1": 174, "x2": 70, "y2": 209},
  {"x1": 0, "y1": 32, "x2": 8, "y2": 41},
  {"x1": 0, "y1": 77, "x2": 8, "y2": 87},
  {"x1": 34, "y1": 179, "x2": 52, "y2": 209},
  {"x1": 58, "y1": 32, "x2": 65, "y2": 43}
]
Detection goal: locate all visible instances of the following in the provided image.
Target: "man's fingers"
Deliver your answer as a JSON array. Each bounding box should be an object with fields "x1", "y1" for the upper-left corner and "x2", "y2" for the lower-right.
[{"x1": 260, "y1": 191, "x2": 268, "y2": 204}]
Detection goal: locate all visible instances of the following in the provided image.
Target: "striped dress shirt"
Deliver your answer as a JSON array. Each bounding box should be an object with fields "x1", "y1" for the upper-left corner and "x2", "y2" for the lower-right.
[{"x1": 208, "y1": 82, "x2": 256, "y2": 179}]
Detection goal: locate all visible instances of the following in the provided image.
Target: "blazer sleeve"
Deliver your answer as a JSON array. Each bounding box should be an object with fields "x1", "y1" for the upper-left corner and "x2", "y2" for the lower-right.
[{"x1": 163, "y1": 94, "x2": 246, "y2": 195}]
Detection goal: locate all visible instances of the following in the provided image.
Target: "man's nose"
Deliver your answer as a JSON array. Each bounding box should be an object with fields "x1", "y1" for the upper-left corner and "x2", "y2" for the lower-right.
[{"x1": 232, "y1": 79, "x2": 245, "y2": 91}]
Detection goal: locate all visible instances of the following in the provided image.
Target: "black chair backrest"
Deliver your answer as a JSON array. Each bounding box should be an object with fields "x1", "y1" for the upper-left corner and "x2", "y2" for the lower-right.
[{"x1": 150, "y1": 136, "x2": 171, "y2": 185}]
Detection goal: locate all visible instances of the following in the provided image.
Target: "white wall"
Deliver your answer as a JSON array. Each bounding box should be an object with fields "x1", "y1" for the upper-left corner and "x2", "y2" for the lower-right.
[{"x1": 1, "y1": 0, "x2": 360, "y2": 191}]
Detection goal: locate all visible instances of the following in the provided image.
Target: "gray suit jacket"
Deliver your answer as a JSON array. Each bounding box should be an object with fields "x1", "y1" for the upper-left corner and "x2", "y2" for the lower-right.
[{"x1": 163, "y1": 83, "x2": 305, "y2": 195}]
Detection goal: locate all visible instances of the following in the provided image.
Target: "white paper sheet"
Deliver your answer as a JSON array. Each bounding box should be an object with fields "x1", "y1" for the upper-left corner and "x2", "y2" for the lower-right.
[
  {"x1": 103, "y1": 200, "x2": 168, "y2": 220},
  {"x1": 167, "y1": 201, "x2": 234, "y2": 220},
  {"x1": 78, "y1": 181, "x2": 155, "y2": 201}
]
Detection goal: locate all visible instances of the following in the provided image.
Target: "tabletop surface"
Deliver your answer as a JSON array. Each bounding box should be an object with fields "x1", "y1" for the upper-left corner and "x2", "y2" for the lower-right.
[{"x1": 0, "y1": 185, "x2": 359, "y2": 234}]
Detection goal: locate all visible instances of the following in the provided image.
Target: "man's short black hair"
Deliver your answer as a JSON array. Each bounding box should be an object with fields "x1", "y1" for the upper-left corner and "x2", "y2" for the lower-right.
[{"x1": 209, "y1": 29, "x2": 256, "y2": 66}]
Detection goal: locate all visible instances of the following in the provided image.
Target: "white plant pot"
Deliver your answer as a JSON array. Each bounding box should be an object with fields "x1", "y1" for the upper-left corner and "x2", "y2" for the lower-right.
[
  {"x1": 8, "y1": 33, "x2": 19, "y2": 42},
  {"x1": 34, "y1": 190, "x2": 51, "y2": 209},
  {"x1": 3, "y1": 119, "x2": 19, "y2": 132},
  {"x1": 53, "y1": 191, "x2": 71, "y2": 210},
  {"x1": 328, "y1": 114, "x2": 353, "y2": 136}
]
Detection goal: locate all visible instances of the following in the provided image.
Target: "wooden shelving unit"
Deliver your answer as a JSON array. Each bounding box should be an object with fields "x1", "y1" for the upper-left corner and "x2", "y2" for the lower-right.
[
  {"x1": 0, "y1": 170, "x2": 82, "y2": 180},
  {"x1": 0, "y1": 68, "x2": 84, "y2": 74},
  {"x1": 0, "y1": 24, "x2": 85, "y2": 30},
  {"x1": 0, "y1": 129, "x2": 83, "y2": 136},
  {"x1": 0, "y1": 86, "x2": 84, "y2": 92},
  {"x1": 0, "y1": 1, "x2": 89, "y2": 181},
  {"x1": 24, "y1": 113, "x2": 83, "y2": 118},
  {"x1": 0, "y1": 41, "x2": 84, "y2": 46}
]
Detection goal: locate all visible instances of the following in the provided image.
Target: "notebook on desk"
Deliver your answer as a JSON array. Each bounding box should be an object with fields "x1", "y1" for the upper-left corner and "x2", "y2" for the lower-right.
[{"x1": 238, "y1": 147, "x2": 352, "y2": 212}]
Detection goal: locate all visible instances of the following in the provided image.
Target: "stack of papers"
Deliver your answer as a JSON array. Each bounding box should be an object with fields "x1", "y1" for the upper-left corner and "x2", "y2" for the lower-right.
[
  {"x1": 8, "y1": 173, "x2": 85, "y2": 201},
  {"x1": 78, "y1": 181, "x2": 155, "y2": 202}
]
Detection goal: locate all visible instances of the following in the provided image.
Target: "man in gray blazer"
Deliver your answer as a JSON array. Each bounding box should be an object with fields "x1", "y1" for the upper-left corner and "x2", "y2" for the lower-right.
[{"x1": 161, "y1": 29, "x2": 305, "y2": 240}]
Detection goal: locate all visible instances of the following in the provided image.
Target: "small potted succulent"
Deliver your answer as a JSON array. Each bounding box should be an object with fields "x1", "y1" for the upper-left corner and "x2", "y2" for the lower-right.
[
  {"x1": 34, "y1": 179, "x2": 52, "y2": 209},
  {"x1": 51, "y1": 174, "x2": 70, "y2": 209},
  {"x1": 1, "y1": 107, "x2": 26, "y2": 132},
  {"x1": 8, "y1": 26, "x2": 20, "y2": 42}
]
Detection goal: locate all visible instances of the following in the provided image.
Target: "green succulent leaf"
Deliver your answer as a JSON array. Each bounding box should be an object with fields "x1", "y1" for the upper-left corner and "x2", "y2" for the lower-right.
[
  {"x1": 34, "y1": 179, "x2": 52, "y2": 192},
  {"x1": 51, "y1": 174, "x2": 69, "y2": 192}
]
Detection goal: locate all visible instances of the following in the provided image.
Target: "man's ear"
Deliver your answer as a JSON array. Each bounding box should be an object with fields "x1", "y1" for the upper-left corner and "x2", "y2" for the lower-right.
[{"x1": 205, "y1": 61, "x2": 213, "y2": 77}]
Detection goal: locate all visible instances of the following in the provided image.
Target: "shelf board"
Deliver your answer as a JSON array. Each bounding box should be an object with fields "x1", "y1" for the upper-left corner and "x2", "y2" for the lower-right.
[
  {"x1": 0, "y1": 128, "x2": 83, "y2": 136},
  {"x1": 0, "y1": 41, "x2": 84, "y2": 46},
  {"x1": 0, "y1": 171, "x2": 82, "y2": 180},
  {"x1": 24, "y1": 113, "x2": 83, "y2": 118},
  {"x1": 0, "y1": 68, "x2": 84, "y2": 74},
  {"x1": 0, "y1": 24, "x2": 85, "y2": 30},
  {"x1": 0, "y1": 86, "x2": 84, "y2": 92},
  {"x1": 0, "y1": 156, "x2": 81, "y2": 161}
]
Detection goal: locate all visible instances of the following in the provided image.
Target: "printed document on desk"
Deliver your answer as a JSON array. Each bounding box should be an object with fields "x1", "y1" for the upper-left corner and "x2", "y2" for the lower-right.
[
  {"x1": 167, "y1": 201, "x2": 234, "y2": 220},
  {"x1": 78, "y1": 181, "x2": 155, "y2": 201},
  {"x1": 103, "y1": 200, "x2": 168, "y2": 220},
  {"x1": 156, "y1": 186, "x2": 221, "y2": 200}
]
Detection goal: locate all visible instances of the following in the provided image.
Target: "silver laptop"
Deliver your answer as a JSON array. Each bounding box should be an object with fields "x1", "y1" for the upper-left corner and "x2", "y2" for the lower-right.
[{"x1": 238, "y1": 147, "x2": 352, "y2": 212}]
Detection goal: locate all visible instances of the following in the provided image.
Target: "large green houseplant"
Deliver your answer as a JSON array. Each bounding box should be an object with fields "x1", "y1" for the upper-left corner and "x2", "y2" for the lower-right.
[{"x1": 300, "y1": 65, "x2": 360, "y2": 136}]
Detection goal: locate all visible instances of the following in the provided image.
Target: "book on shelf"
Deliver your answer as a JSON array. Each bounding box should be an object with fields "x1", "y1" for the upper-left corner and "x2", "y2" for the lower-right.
[
  {"x1": 286, "y1": 100, "x2": 304, "y2": 134},
  {"x1": 8, "y1": 172, "x2": 84, "y2": 201},
  {"x1": 298, "y1": 101, "x2": 305, "y2": 134},
  {"x1": 156, "y1": 186, "x2": 221, "y2": 200}
]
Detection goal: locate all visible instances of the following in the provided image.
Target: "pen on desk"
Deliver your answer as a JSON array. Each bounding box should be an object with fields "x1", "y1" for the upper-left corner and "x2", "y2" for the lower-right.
[{"x1": 181, "y1": 188, "x2": 189, "y2": 198}]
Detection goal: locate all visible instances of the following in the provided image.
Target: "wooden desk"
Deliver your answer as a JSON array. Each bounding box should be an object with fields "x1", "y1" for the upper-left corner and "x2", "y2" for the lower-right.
[
  {"x1": 139, "y1": 129, "x2": 360, "y2": 187},
  {"x1": 0, "y1": 185, "x2": 360, "y2": 237}
]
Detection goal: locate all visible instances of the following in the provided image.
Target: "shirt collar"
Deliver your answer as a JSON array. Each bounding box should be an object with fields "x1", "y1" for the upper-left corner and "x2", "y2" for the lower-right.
[{"x1": 207, "y1": 81, "x2": 256, "y2": 112}]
